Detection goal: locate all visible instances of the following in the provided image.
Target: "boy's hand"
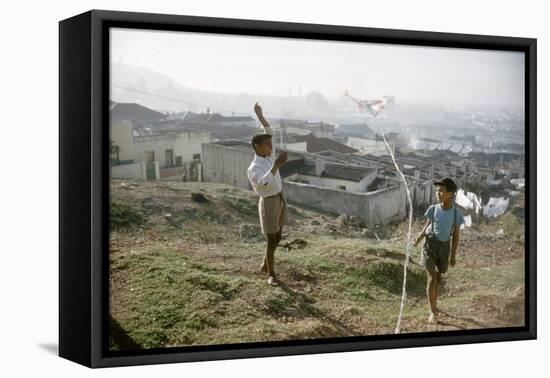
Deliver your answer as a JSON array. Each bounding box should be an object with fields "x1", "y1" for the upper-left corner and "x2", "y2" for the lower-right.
[
  {"x1": 413, "y1": 235, "x2": 423, "y2": 247},
  {"x1": 449, "y1": 254, "x2": 456, "y2": 267},
  {"x1": 275, "y1": 151, "x2": 288, "y2": 166}
]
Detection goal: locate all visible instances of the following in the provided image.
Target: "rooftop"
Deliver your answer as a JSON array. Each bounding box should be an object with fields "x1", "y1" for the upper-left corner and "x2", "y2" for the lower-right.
[
  {"x1": 208, "y1": 140, "x2": 304, "y2": 161},
  {"x1": 182, "y1": 111, "x2": 254, "y2": 124},
  {"x1": 110, "y1": 102, "x2": 166, "y2": 123},
  {"x1": 292, "y1": 133, "x2": 358, "y2": 154},
  {"x1": 284, "y1": 159, "x2": 377, "y2": 183}
]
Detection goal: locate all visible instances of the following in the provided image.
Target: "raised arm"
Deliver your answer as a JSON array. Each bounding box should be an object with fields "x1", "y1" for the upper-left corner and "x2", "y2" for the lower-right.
[
  {"x1": 253, "y1": 102, "x2": 281, "y2": 160},
  {"x1": 254, "y1": 102, "x2": 271, "y2": 129}
]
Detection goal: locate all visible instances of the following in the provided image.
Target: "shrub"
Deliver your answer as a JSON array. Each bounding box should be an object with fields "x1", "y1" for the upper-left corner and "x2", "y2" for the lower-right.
[{"x1": 110, "y1": 201, "x2": 144, "y2": 230}]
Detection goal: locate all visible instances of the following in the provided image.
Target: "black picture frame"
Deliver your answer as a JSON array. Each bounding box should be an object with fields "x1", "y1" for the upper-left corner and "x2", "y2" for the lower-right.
[{"x1": 59, "y1": 9, "x2": 537, "y2": 368}]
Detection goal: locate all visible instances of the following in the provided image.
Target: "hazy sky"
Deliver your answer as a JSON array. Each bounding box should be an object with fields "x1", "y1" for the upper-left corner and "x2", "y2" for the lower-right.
[{"x1": 111, "y1": 27, "x2": 524, "y2": 108}]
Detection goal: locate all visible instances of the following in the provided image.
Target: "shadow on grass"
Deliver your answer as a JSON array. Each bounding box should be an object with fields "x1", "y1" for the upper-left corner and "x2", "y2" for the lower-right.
[
  {"x1": 263, "y1": 282, "x2": 319, "y2": 318},
  {"x1": 362, "y1": 247, "x2": 424, "y2": 268},
  {"x1": 109, "y1": 316, "x2": 142, "y2": 351},
  {"x1": 437, "y1": 311, "x2": 488, "y2": 330},
  {"x1": 277, "y1": 282, "x2": 355, "y2": 337},
  {"x1": 341, "y1": 261, "x2": 427, "y2": 299}
]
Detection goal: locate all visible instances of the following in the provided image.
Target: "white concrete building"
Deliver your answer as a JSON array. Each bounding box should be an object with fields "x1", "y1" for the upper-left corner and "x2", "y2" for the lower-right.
[
  {"x1": 132, "y1": 130, "x2": 210, "y2": 168},
  {"x1": 110, "y1": 102, "x2": 211, "y2": 169},
  {"x1": 111, "y1": 120, "x2": 210, "y2": 168},
  {"x1": 346, "y1": 136, "x2": 392, "y2": 156},
  {"x1": 286, "y1": 160, "x2": 378, "y2": 193}
]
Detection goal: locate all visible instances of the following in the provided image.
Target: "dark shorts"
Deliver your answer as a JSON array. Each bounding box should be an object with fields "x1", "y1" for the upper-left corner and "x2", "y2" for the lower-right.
[{"x1": 421, "y1": 235, "x2": 451, "y2": 274}]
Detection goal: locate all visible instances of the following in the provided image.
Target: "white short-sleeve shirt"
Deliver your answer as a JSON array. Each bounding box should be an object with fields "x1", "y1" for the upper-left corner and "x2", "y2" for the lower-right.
[{"x1": 247, "y1": 126, "x2": 283, "y2": 198}]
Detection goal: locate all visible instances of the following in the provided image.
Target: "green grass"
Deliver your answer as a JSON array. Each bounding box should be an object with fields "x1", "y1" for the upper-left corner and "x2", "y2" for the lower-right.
[
  {"x1": 109, "y1": 180, "x2": 526, "y2": 350},
  {"x1": 500, "y1": 212, "x2": 524, "y2": 240},
  {"x1": 447, "y1": 258, "x2": 524, "y2": 292},
  {"x1": 109, "y1": 248, "x2": 250, "y2": 350},
  {"x1": 262, "y1": 288, "x2": 319, "y2": 317},
  {"x1": 110, "y1": 201, "x2": 144, "y2": 230},
  {"x1": 338, "y1": 261, "x2": 427, "y2": 300},
  {"x1": 223, "y1": 197, "x2": 258, "y2": 217}
]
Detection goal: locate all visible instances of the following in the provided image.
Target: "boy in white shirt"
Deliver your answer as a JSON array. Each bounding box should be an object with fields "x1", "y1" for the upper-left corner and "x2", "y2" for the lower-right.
[{"x1": 247, "y1": 103, "x2": 288, "y2": 286}]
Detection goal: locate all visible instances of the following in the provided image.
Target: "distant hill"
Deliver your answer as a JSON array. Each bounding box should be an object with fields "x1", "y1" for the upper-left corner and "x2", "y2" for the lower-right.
[
  {"x1": 111, "y1": 63, "x2": 221, "y2": 114},
  {"x1": 110, "y1": 64, "x2": 360, "y2": 119}
]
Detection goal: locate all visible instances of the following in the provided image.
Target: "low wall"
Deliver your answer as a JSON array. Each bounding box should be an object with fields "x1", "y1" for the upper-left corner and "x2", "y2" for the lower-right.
[
  {"x1": 111, "y1": 162, "x2": 145, "y2": 180},
  {"x1": 160, "y1": 162, "x2": 203, "y2": 181},
  {"x1": 202, "y1": 143, "x2": 253, "y2": 189},
  {"x1": 160, "y1": 166, "x2": 186, "y2": 179},
  {"x1": 283, "y1": 181, "x2": 407, "y2": 225},
  {"x1": 411, "y1": 180, "x2": 435, "y2": 213}
]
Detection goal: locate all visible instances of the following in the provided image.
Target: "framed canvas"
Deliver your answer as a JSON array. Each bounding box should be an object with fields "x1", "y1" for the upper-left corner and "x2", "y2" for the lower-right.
[{"x1": 59, "y1": 9, "x2": 536, "y2": 368}]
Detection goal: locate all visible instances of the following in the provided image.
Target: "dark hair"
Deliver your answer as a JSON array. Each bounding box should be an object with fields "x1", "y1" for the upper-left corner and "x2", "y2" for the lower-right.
[
  {"x1": 435, "y1": 183, "x2": 456, "y2": 196},
  {"x1": 251, "y1": 134, "x2": 272, "y2": 153},
  {"x1": 434, "y1": 177, "x2": 458, "y2": 194}
]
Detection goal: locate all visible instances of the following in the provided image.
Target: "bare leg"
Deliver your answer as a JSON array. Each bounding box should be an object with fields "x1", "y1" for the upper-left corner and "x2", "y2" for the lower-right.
[
  {"x1": 434, "y1": 272, "x2": 442, "y2": 314},
  {"x1": 260, "y1": 228, "x2": 282, "y2": 274},
  {"x1": 427, "y1": 269, "x2": 438, "y2": 323},
  {"x1": 265, "y1": 232, "x2": 279, "y2": 284}
]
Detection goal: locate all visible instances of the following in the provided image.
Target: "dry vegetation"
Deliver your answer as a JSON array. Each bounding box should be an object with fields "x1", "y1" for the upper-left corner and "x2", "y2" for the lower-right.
[{"x1": 109, "y1": 179, "x2": 525, "y2": 351}]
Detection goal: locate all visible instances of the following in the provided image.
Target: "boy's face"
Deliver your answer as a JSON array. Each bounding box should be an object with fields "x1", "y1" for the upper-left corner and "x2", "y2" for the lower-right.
[
  {"x1": 435, "y1": 185, "x2": 453, "y2": 203},
  {"x1": 255, "y1": 138, "x2": 273, "y2": 156}
]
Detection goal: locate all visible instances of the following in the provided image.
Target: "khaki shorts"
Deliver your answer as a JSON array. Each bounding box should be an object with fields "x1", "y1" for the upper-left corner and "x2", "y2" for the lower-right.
[
  {"x1": 421, "y1": 235, "x2": 451, "y2": 273},
  {"x1": 258, "y1": 192, "x2": 288, "y2": 235}
]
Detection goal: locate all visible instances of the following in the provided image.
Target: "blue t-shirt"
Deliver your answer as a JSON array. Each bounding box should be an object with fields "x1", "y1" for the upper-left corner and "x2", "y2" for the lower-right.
[{"x1": 425, "y1": 204, "x2": 465, "y2": 242}]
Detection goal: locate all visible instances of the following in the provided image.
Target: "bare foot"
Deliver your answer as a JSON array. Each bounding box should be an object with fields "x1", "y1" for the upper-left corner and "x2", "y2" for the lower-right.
[
  {"x1": 267, "y1": 276, "x2": 278, "y2": 286},
  {"x1": 428, "y1": 312, "x2": 438, "y2": 324}
]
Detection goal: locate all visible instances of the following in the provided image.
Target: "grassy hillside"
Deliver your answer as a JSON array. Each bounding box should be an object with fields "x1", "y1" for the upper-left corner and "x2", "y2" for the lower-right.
[{"x1": 109, "y1": 179, "x2": 525, "y2": 351}]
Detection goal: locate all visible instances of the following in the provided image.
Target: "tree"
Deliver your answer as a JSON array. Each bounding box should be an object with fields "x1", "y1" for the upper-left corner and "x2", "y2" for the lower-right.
[{"x1": 110, "y1": 139, "x2": 120, "y2": 165}]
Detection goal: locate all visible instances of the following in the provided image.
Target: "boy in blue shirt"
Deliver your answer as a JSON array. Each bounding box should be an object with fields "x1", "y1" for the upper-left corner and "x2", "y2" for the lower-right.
[{"x1": 414, "y1": 178, "x2": 465, "y2": 324}]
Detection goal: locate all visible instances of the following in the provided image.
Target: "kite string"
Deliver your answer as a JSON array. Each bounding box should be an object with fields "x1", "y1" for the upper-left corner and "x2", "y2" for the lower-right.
[{"x1": 379, "y1": 133, "x2": 414, "y2": 334}]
